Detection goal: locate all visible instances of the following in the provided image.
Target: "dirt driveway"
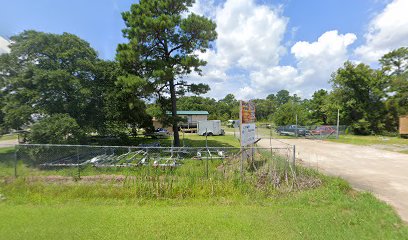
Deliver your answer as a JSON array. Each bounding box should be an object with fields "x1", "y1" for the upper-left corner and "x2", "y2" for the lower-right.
[{"x1": 259, "y1": 138, "x2": 408, "y2": 222}]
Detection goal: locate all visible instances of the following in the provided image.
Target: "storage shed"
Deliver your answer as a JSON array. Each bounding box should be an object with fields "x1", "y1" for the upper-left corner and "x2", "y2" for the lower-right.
[{"x1": 171, "y1": 111, "x2": 209, "y2": 127}]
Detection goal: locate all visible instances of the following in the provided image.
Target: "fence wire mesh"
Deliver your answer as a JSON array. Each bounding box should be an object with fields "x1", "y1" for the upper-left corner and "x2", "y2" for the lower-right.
[
  {"x1": 0, "y1": 144, "x2": 298, "y2": 194},
  {"x1": 248, "y1": 124, "x2": 348, "y2": 140}
]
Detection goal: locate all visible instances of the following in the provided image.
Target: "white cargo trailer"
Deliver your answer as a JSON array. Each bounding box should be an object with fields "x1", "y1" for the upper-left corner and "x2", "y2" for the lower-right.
[{"x1": 197, "y1": 120, "x2": 225, "y2": 136}]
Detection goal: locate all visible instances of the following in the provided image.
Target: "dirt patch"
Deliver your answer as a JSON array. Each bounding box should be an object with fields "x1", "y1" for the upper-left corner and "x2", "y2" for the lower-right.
[{"x1": 2, "y1": 175, "x2": 135, "y2": 185}]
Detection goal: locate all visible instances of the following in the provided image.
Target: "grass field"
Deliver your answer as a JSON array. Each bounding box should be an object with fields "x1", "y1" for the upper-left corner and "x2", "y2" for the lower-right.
[
  {"x1": 327, "y1": 135, "x2": 408, "y2": 154},
  {"x1": 0, "y1": 133, "x2": 18, "y2": 141},
  {"x1": 1, "y1": 134, "x2": 408, "y2": 239},
  {"x1": 123, "y1": 133, "x2": 241, "y2": 148},
  {"x1": 1, "y1": 177, "x2": 407, "y2": 239},
  {"x1": 329, "y1": 135, "x2": 407, "y2": 145}
]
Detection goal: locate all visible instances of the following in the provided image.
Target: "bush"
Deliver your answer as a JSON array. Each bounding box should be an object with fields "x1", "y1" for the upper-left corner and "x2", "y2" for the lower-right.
[
  {"x1": 351, "y1": 119, "x2": 371, "y2": 135},
  {"x1": 28, "y1": 114, "x2": 84, "y2": 144}
]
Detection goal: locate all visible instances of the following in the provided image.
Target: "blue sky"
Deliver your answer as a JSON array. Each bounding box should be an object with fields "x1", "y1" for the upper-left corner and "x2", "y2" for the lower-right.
[{"x1": 1, "y1": 0, "x2": 407, "y2": 99}]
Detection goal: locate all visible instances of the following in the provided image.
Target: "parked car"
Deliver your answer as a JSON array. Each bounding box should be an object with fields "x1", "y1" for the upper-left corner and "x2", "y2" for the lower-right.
[
  {"x1": 276, "y1": 125, "x2": 307, "y2": 136},
  {"x1": 145, "y1": 128, "x2": 171, "y2": 139},
  {"x1": 309, "y1": 126, "x2": 336, "y2": 135}
]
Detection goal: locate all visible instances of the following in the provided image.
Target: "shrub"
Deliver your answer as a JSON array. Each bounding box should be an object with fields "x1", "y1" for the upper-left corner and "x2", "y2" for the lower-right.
[{"x1": 28, "y1": 114, "x2": 84, "y2": 144}]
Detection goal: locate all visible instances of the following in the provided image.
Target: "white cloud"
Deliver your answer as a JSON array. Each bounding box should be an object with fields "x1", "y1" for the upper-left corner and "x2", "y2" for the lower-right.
[
  {"x1": 188, "y1": 0, "x2": 217, "y2": 19},
  {"x1": 0, "y1": 36, "x2": 10, "y2": 54},
  {"x1": 245, "y1": 30, "x2": 357, "y2": 98},
  {"x1": 215, "y1": 0, "x2": 287, "y2": 69},
  {"x1": 250, "y1": 66, "x2": 299, "y2": 90},
  {"x1": 291, "y1": 30, "x2": 357, "y2": 89},
  {"x1": 188, "y1": 1, "x2": 357, "y2": 100},
  {"x1": 355, "y1": 0, "x2": 408, "y2": 63},
  {"x1": 187, "y1": 0, "x2": 289, "y2": 99}
]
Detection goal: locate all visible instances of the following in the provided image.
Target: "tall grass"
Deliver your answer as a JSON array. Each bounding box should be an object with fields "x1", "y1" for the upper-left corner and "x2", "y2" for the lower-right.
[{"x1": 1, "y1": 147, "x2": 304, "y2": 201}]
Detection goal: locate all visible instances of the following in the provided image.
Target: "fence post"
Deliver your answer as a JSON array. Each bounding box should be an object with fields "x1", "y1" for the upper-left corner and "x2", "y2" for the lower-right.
[
  {"x1": 292, "y1": 145, "x2": 296, "y2": 169},
  {"x1": 14, "y1": 145, "x2": 18, "y2": 178},
  {"x1": 295, "y1": 114, "x2": 298, "y2": 138},
  {"x1": 76, "y1": 146, "x2": 81, "y2": 179},
  {"x1": 206, "y1": 151, "x2": 209, "y2": 179},
  {"x1": 336, "y1": 109, "x2": 340, "y2": 139},
  {"x1": 240, "y1": 147, "x2": 244, "y2": 180}
]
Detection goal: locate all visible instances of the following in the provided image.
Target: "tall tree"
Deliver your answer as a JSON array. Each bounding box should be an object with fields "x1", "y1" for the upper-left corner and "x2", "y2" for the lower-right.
[
  {"x1": 219, "y1": 94, "x2": 239, "y2": 120},
  {"x1": 0, "y1": 30, "x2": 100, "y2": 130},
  {"x1": 380, "y1": 47, "x2": 408, "y2": 119},
  {"x1": 0, "y1": 30, "x2": 152, "y2": 138},
  {"x1": 379, "y1": 47, "x2": 408, "y2": 76},
  {"x1": 276, "y1": 90, "x2": 291, "y2": 106},
  {"x1": 273, "y1": 100, "x2": 309, "y2": 126},
  {"x1": 117, "y1": 0, "x2": 217, "y2": 146},
  {"x1": 308, "y1": 89, "x2": 329, "y2": 125},
  {"x1": 330, "y1": 61, "x2": 387, "y2": 134}
]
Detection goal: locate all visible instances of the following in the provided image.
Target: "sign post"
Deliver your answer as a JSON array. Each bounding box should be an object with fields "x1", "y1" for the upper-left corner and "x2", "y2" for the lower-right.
[{"x1": 239, "y1": 100, "x2": 256, "y2": 177}]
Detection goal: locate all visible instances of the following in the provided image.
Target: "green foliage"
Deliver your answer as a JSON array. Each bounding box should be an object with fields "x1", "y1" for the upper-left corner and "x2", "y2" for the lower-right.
[
  {"x1": 1, "y1": 173, "x2": 407, "y2": 239},
  {"x1": 276, "y1": 89, "x2": 291, "y2": 106},
  {"x1": 308, "y1": 89, "x2": 329, "y2": 125},
  {"x1": 273, "y1": 100, "x2": 309, "y2": 126},
  {"x1": 29, "y1": 114, "x2": 84, "y2": 144},
  {"x1": 117, "y1": 0, "x2": 217, "y2": 146},
  {"x1": 380, "y1": 47, "x2": 408, "y2": 129},
  {"x1": 0, "y1": 31, "x2": 98, "y2": 129},
  {"x1": 380, "y1": 47, "x2": 408, "y2": 76},
  {"x1": 330, "y1": 61, "x2": 387, "y2": 134},
  {"x1": 0, "y1": 31, "x2": 152, "y2": 140}
]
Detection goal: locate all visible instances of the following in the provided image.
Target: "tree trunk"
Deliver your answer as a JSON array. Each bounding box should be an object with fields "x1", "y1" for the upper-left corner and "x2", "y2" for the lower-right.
[{"x1": 169, "y1": 79, "x2": 180, "y2": 147}]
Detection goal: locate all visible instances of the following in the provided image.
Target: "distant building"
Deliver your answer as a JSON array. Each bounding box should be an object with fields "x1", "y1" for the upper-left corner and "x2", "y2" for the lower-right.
[{"x1": 152, "y1": 111, "x2": 209, "y2": 132}]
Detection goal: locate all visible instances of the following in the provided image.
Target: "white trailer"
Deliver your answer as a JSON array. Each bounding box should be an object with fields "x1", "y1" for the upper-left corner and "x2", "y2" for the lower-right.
[{"x1": 197, "y1": 120, "x2": 225, "y2": 136}]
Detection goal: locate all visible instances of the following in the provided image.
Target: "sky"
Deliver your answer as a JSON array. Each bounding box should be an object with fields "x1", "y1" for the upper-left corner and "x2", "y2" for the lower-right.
[{"x1": 1, "y1": 0, "x2": 408, "y2": 100}]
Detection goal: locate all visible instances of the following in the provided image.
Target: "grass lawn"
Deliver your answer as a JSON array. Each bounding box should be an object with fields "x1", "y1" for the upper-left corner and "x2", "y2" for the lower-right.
[
  {"x1": 140, "y1": 133, "x2": 241, "y2": 148},
  {"x1": 327, "y1": 135, "x2": 408, "y2": 154},
  {"x1": 0, "y1": 134, "x2": 18, "y2": 141},
  {"x1": 1, "y1": 134, "x2": 408, "y2": 239},
  {"x1": 329, "y1": 135, "x2": 407, "y2": 145},
  {"x1": 0, "y1": 177, "x2": 407, "y2": 239}
]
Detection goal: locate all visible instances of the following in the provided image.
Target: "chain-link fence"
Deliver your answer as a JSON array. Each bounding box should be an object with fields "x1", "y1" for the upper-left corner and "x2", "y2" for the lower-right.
[
  {"x1": 252, "y1": 124, "x2": 348, "y2": 140},
  {"x1": 0, "y1": 144, "x2": 298, "y2": 193}
]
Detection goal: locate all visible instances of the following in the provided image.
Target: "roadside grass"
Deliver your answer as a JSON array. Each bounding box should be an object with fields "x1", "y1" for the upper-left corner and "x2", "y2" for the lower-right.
[
  {"x1": 0, "y1": 176, "x2": 407, "y2": 239},
  {"x1": 327, "y1": 135, "x2": 408, "y2": 154},
  {"x1": 329, "y1": 135, "x2": 407, "y2": 145},
  {"x1": 0, "y1": 147, "x2": 16, "y2": 177},
  {"x1": 1, "y1": 135, "x2": 408, "y2": 239},
  {"x1": 175, "y1": 133, "x2": 240, "y2": 147}
]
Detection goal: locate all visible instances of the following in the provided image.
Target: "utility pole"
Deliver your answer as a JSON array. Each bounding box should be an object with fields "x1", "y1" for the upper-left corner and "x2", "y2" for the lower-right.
[{"x1": 295, "y1": 114, "x2": 298, "y2": 138}]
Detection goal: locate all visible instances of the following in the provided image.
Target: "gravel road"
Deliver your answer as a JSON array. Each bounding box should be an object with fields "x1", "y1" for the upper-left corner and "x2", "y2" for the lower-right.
[{"x1": 259, "y1": 138, "x2": 408, "y2": 222}]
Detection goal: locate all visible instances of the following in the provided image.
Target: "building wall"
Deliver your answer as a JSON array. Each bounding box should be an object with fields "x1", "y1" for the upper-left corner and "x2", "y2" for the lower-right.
[
  {"x1": 192, "y1": 115, "x2": 207, "y2": 122},
  {"x1": 152, "y1": 115, "x2": 208, "y2": 132}
]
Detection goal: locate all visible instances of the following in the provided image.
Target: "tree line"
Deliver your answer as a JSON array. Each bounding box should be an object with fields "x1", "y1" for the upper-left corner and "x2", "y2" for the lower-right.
[
  {"x1": 158, "y1": 47, "x2": 408, "y2": 136},
  {"x1": 0, "y1": 0, "x2": 407, "y2": 145}
]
